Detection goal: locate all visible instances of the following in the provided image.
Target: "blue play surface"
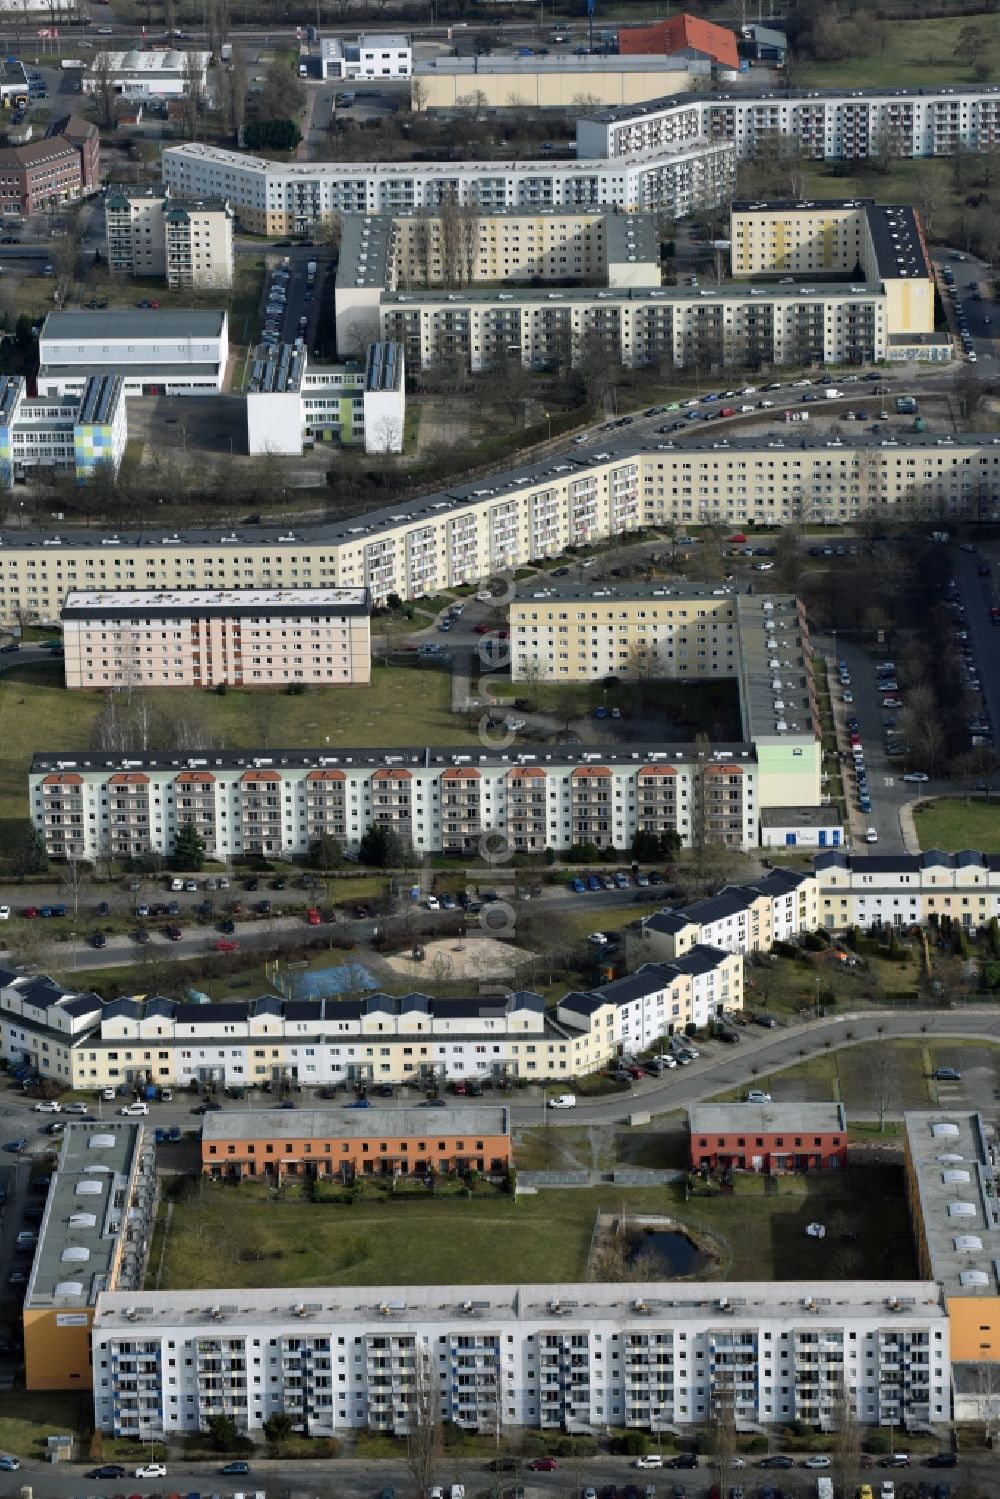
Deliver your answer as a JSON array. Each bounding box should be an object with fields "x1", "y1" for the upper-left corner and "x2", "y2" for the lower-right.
[{"x1": 283, "y1": 963, "x2": 378, "y2": 999}]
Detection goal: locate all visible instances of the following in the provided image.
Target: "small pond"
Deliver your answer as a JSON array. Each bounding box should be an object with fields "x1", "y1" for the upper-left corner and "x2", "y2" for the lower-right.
[{"x1": 626, "y1": 1226, "x2": 708, "y2": 1278}]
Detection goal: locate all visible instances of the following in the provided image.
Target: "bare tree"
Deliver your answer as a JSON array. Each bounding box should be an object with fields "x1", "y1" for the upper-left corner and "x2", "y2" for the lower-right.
[
  {"x1": 406, "y1": 1344, "x2": 443, "y2": 1498},
  {"x1": 831, "y1": 1377, "x2": 862, "y2": 1499},
  {"x1": 60, "y1": 856, "x2": 90, "y2": 921},
  {"x1": 866, "y1": 1028, "x2": 897, "y2": 1134},
  {"x1": 975, "y1": 1362, "x2": 1000, "y2": 1446},
  {"x1": 222, "y1": 44, "x2": 248, "y2": 139},
  {"x1": 89, "y1": 50, "x2": 117, "y2": 130},
  {"x1": 708, "y1": 1377, "x2": 738, "y2": 1498},
  {"x1": 410, "y1": 76, "x2": 428, "y2": 113},
  {"x1": 182, "y1": 52, "x2": 205, "y2": 140}
]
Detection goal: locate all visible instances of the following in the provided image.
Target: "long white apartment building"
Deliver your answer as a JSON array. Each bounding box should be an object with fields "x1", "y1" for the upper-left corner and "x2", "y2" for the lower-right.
[
  {"x1": 5, "y1": 430, "x2": 1000, "y2": 624},
  {"x1": 816, "y1": 848, "x2": 1000, "y2": 930},
  {"x1": 89, "y1": 1280, "x2": 950, "y2": 1438},
  {"x1": 28, "y1": 741, "x2": 765, "y2": 863},
  {"x1": 59, "y1": 587, "x2": 373, "y2": 691},
  {"x1": 576, "y1": 82, "x2": 1000, "y2": 163},
  {"x1": 0, "y1": 946, "x2": 742, "y2": 1092},
  {"x1": 160, "y1": 136, "x2": 736, "y2": 236}
]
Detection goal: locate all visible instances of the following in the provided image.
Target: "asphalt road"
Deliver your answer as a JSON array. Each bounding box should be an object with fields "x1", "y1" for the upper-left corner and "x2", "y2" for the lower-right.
[{"x1": 0, "y1": 1453, "x2": 986, "y2": 1499}]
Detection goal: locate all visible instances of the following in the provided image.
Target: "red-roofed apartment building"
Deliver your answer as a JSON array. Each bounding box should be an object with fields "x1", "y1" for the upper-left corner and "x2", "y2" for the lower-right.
[{"x1": 617, "y1": 13, "x2": 739, "y2": 70}]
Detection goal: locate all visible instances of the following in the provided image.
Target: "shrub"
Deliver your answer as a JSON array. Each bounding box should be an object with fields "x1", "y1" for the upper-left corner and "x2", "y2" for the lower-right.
[{"x1": 865, "y1": 1432, "x2": 891, "y2": 1454}]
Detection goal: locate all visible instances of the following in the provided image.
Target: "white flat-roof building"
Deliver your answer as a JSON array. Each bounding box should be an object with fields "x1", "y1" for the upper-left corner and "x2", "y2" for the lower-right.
[
  {"x1": 60, "y1": 587, "x2": 373, "y2": 690},
  {"x1": 83, "y1": 48, "x2": 210, "y2": 101},
  {"x1": 247, "y1": 341, "x2": 404, "y2": 456},
  {"x1": 89, "y1": 1279, "x2": 950, "y2": 1438},
  {"x1": 37, "y1": 309, "x2": 229, "y2": 398},
  {"x1": 0, "y1": 374, "x2": 126, "y2": 486},
  {"x1": 320, "y1": 33, "x2": 411, "y2": 80}
]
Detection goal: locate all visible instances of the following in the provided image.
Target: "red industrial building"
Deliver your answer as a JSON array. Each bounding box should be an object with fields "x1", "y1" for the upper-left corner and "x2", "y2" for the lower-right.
[
  {"x1": 689, "y1": 1102, "x2": 848, "y2": 1173},
  {"x1": 617, "y1": 13, "x2": 740, "y2": 69}
]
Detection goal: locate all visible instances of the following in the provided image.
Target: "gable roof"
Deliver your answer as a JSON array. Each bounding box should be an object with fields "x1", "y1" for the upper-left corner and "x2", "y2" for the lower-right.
[{"x1": 617, "y1": 13, "x2": 739, "y2": 67}]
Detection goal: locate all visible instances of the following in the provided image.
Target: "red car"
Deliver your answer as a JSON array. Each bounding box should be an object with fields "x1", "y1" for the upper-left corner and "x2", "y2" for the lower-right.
[
  {"x1": 528, "y1": 1459, "x2": 558, "y2": 1472},
  {"x1": 306, "y1": 908, "x2": 322, "y2": 926},
  {"x1": 22, "y1": 907, "x2": 38, "y2": 919},
  {"x1": 214, "y1": 939, "x2": 239, "y2": 953},
  {"x1": 474, "y1": 622, "x2": 492, "y2": 634}
]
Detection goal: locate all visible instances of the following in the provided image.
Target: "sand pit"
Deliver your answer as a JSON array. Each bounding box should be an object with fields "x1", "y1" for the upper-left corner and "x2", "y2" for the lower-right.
[{"x1": 381, "y1": 935, "x2": 537, "y2": 982}]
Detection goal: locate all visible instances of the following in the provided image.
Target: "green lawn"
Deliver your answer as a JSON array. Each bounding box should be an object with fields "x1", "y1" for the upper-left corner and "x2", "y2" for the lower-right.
[
  {"x1": 0, "y1": 1384, "x2": 88, "y2": 1462},
  {"x1": 912, "y1": 796, "x2": 1000, "y2": 852},
  {"x1": 0, "y1": 660, "x2": 472, "y2": 826},
  {"x1": 153, "y1": 1164, "x2": 914, "y2": 1290},
  {"x1": 793, "y1": 15, "x2": 1000, "y2": 88}
]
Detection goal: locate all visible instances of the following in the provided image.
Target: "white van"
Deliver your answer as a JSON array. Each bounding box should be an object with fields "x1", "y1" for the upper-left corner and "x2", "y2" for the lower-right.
[
  {"x1": 548, "y1": 1094, "x2": 576, "y2": 1110},
  {"x1": 865, "y1": 828, "x2": 878, "y2": 843},
  {"x1": 120, "y1": 1101, "x2": 149, "y2": 1117}
]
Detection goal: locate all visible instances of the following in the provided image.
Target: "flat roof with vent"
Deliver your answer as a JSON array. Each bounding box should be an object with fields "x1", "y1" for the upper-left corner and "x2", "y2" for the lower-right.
[
  {"x1": 25, "y1": 1119, "x2": 150, "y2": 1312},
  {"x1": 904, "y1": 1111, "x2": 1000, "y2": 1300},
  {"x1": 91, "y1": 1277, "x2": 946, "y2": 1333}
]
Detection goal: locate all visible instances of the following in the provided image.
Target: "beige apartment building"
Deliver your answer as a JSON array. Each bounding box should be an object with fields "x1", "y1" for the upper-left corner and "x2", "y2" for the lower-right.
[
  {"x1": 60, "y1": 588, "x2": 372, "y2": 690},
  {"x1": 338, "y1": 199, "x2": 943, "y2": 373},
  {"x1": 512, "y1": 582, "x2": 765, "y2": 681},
  {"x1": 816, "y1": 848, "x2": 1000, "y2": 929},
  {"x1": 105, "y1": 185, "x2": 234, "y2": 289},
  {"x1": 730, "y1": 199, "x2": 935, "y2": 346},
  {"x1": 388, "y1": 208, "x2": 661, "y2": 290},
  {"x1": 3, "y1": 433, "x2": 1000, "y2": 621}
]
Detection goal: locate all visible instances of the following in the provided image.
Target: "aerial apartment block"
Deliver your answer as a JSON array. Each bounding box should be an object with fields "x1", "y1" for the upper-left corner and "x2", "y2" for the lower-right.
[
  {"x1": 0, "y1": 953, "x2": 742, "y2": 1093},
  {"x1": 59, "y1": 587, "x2": 373, "y2": 691},
  {"x1": 6, "y1": 431, "x2": 1000, "y2": 622},
  {"x1": 161, "y1": 136, "x2": 736, "y2": 235},
  {"x1": 29, "y1": 741, "x2": 772, "y2": 862},
  {"x1": 88, "y1": 1279, "x2": 950, "y2": 1436},
  {"x1": 577, "y1": 83, "x2": 1000, "y2": 164},
  {"x1": 816, "y1": 848, "x2": 1000, "y2": 929},
  {"x1": 105, "y1": 184, "x2": 235, "y2": 289}
]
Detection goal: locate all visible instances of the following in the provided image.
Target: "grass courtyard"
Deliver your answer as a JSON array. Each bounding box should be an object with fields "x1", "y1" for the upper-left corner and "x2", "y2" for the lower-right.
[
  {"x1": 912, "y1": 796, "x2": 1000, "y2": 853},
  {"x1": 793, "y1": 15, "x2": 1000, "y2": 89},
  {"x1": 151, "y1": 1165, "x2": 914, "y2": 1292},
  {"x1": 0, "y1": 660, "x2": 471, "y2": 828}
]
